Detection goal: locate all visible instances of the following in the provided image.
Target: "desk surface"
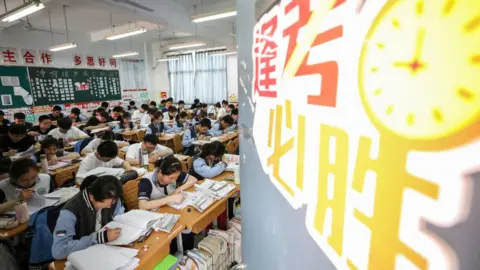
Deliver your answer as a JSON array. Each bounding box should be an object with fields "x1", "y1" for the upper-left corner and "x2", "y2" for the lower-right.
[{"x1": 49, "y1": 163, "x2": 81, "y2": 176}]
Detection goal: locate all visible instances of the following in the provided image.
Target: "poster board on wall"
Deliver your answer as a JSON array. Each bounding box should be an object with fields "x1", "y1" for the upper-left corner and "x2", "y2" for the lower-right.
[{"x1": 0, "y1": 66, "x2": 34, "y2": 109}]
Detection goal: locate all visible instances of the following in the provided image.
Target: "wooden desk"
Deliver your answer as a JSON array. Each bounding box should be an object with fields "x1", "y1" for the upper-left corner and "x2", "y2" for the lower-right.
[
  {"x1": 0, "y1": 222, "x2": 28, "y2": 240},
  {"x1": 53, "y1": 221, "x2": 185, "y2": 270},
  {"x1": 121, "y1": 130, "x2": 144, "y2": 142},
  {"x1": 215, "y1": 132, "x2": 238, "y2": 143},
  {"x1": 50, "y1": 163, "x2": 81, "y2": 187}
]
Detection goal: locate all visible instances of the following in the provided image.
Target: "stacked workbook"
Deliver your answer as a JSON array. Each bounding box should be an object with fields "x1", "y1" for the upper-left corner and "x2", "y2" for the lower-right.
[
  {"x1": 223, "y1": 154, "x2": 239, "y2": 172},
  {"x1": 66, "y1": 245, "x2": 139, "y2": 270},
  {"x1": 168, "y1": 180, "x2": 236, "y2": 213}
]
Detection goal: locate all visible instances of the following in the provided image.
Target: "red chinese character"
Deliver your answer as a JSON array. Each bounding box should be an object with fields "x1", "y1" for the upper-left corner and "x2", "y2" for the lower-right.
[
  {"x1": 283, "y1": 0, "x2": 345, "y2": 107},
  {"x1": 98, "y1": 57, "x2": 106, "y2": 67},
  {"x1": 109, "y1": 58, "x2": 117, "y2": 68},
  {"x1": 87, "y1": 56, "x2": 95, "y2": 67},
  {"x1": 41, "y1": 52, "x2": 52, "y2": 64},
  {"x1": 253, "y1": 8, "x2": 279, "y2": 99},
  {"x1": 3, "y1": 49, "x2": 17, "y2": 63},
  {"x1": 23, "y1": 51, "x2": 35, "y2": 64},
  {"x1": 73, "y1": 55, "x2": 82, "y2": 66}
]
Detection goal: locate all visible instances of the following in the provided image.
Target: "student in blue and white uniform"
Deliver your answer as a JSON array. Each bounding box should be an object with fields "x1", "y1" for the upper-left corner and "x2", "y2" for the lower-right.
[
  {"x1": 228, "y1": 108, "x2": 238, "y2": 131},
  {"x1": 189, "y1": 141, "x2": 227, "y2": 180},
  {"x1": 163, "y1": 106, "x2": 178, "y2": 129},
  {"x1": 52, "y1": 175, "x2": 124, "y2": 259},
  {"x1": 191, "y1": 110, "x2": 207, "y2": 126},
  {"x1": 210, "y1": 115, "x2": 234, "y2": 136},
  {"x1": 140, "y1": 108, "x2": 158, "y2": 128},
  {"x1": 182, "y1": 118, "x2": 212, "y2": 156},
  {"x1": 166, "y1": 111, "x2": 188, "y2": 133},
  {"x1": 146, "y1": 111, "x2": 165, "y2": 136}
]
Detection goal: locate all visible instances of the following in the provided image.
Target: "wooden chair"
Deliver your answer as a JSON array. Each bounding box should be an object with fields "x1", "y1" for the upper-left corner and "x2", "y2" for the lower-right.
[
  {"x1": 233, "y1": 137, "x2": 240, "y2": 153},
  {"x1": 226, "y1": 141, "x2": 236, "y2": 154},
  {"x1": 54, "y1": 170, "x2": 74, "y2": 187},
  {"x1": 172, "y1": 134, "x2": 184, "y2": 154},
  {"x1": 122, "y1": 179, "x2": 139, "y2": 211},
  {"x1": 181, "y1": 157, "x2": 193, "y2": 173}
]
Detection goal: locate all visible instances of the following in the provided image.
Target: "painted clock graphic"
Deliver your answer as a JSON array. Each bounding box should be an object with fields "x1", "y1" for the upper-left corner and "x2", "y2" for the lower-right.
[{"x1": 358, "y1": 0, "x2": 480, "y2": 146}]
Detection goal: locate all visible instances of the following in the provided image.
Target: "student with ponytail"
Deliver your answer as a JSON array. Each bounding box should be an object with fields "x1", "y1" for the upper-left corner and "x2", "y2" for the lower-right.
[{"x1": 52, "y1": 175, "x2": 124, "y2": 259}]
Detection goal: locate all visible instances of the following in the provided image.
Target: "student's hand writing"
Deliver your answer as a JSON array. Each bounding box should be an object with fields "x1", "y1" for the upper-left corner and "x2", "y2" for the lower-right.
[
  {"x1": 173, "y1": 188, "x2": 183, "y2": 195},
  {"x1": 18, "y1": 190, "x2": 34, "y2": 201},
  {"x1": 5, "y1": 149, "x2": 17, "y2": 157},
  {"x1": 107, "y1": 228, "x2": 122, "y2": 242},
  {"x1": 169, "y1": 193, "x2": 184, "y2": 204}
]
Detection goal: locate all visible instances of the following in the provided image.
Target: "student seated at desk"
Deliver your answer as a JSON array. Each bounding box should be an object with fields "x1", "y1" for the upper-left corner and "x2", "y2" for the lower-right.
[
  {"x1": 35, "y1": 137, "x2": 80, "y2": 165},
  {"x1": 140, "y1": 108, "x2": 157, "y2": 128},
  {"x1": 83, "y1": 111, "x2": 109, "y2": 132},
  {"x1": 165, "y1": 111, "x2": 188, "y2": 133},
  {"x1": 109, "y1": 106, "x2": 123, "y2": 122},
  {"x1": 192, "y1": 110, "x2": 207, "y2": 126},
  {"x1": 120, "y1": 112, "x2": 136, "y2": 130},
  {"x1": 146, "y1": 111, "x2": 165, "y2": 136},
  {"x1": 28, "y1": 115, "x2": 55, "y2": 139},
  {"x1": 0, "y1": 159, "x2": 51, "y2": 213},
  {"x1": 0, "y1": 124, "x2": 36, "y2": 158},
  {"x1": 49, "y1": 105, "x2": 64, "y2": 124},
  {"x1": 125, "y1": 134, "x2": 173, "y2": 166},
  {"x1": 138, "y1": 157, "x2": 197, "y2": 210},
  {"x1": 189, "y1": 141, "x2": 227, "y2": 180},
  {"x1": 178, "y1": 100, "x2": 186, "y2": 112},
  {"x1": 149, "y1": 101, "x2": 157, "y2": 110},
  {"x1": 127, "y1": 101, "x2": 137, "y2": 111},
  {"x1": 82, "y1": 130, "x2": 129, "y2": 155},
  {"x1": 163, "y1": 98, "x2": 173, "y2": 113},
  {"x1": 132, "y1": 104, "x2": 149, "y2": 122},
  {"x1": 163, "y1": 106, "x2": 177, "y2": 127},
  {"x1": 76, "y1": 141, "x2": 132, "y2": 184},
  {"x1": 182, "y1": 119, "x2": 212, "y2": 156},
  {"x1": 52, "y1": 175, "x2": 124, "y2": 259},
  {"x1": 229, "y1": 108, "x2": 238, "y2": 131},
  {"x1": 0, "y1": 110, "x2": 10, "y2": 135},
  {"x1": 216, "y1": 100, "x2": 228, "y2": 120},
  {"x1": 210, "y1": 115, "x2": 234, "y2": 136},
  {"x1": 13, "y1": 112, "x2": 33, "y2": 130},
  {"x1": 69, "y1": 107, "x2": 83, "y2": 124},
  {"x1": 48, "y1": 118, "x2": 89, "y2": 141}
]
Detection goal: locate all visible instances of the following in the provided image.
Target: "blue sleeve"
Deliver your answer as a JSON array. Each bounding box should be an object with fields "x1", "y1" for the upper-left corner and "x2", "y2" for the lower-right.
[
  {"x1": 164, "y1": 125, "x2": 174, "y2": 133},
  {"x1": 210, "y1": 123, "x2": 222, "y2": 136},
  {"x1": 192, "y1": 158, "x2": 227, "y2": 178},
  {"x1": 146, "y1": 127, "x2": 152, "y2": 135},
  {"x1": 113, "y1": 201, "x2": 124, "y2": 216},
  {"x1": 52, "y1": 210, "x2": 107, "y2": 259},
  {"x1": 182, "y1": 129, "x2": 195, "y2": 147}
]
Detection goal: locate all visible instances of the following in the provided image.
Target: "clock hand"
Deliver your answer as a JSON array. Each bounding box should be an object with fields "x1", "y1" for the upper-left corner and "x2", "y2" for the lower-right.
[
  {"x1": 413, "y1": 28, "x2": 425, "y2": 60},
  {"x1": 392, "y1": 61, "x2": 411, "y2": 68}
]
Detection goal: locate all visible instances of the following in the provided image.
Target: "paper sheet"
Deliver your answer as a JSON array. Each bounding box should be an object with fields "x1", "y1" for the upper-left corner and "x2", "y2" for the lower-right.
[
  {"x1": 67, "y1": 244, "x2": 138, "y2": 270},
  {"x1": 1, "y1": 76, "x2": 20, "y2": 87},
  {"x1": 104, "y1": 221, "x2": 143, "y2": 246}
]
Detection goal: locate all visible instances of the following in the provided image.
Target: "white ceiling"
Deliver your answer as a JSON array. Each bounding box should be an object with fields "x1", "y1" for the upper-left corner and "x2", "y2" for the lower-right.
[{"x1": 0, "y1": 0, "x2": 237, "y2": 57}]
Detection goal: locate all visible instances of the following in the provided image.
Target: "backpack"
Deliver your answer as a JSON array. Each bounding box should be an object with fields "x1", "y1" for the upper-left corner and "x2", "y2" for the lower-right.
[
  {"x1": 25, "y1": 202, "x2": 66, "y2": 269},
  {"x1": 74, "y1": 137, "x2": 94, "y2": 154}
]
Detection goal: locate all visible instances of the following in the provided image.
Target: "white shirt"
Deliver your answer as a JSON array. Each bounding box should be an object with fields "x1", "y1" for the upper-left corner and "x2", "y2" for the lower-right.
[
  {"x1": 76, "y1": 153, "x2": 125, "y2": 183},
  {"x1": 48, "y1": 127, "x2": 88, "y2": 140},
  {"x1": 125, "y1": 142, "x2": 172, "y2": 160},
  {"x1": 140, "y1": 114, "x2": 151, "y2": 128},
  {"x1": 163, "y1": 112, "x2": 176, "y2": 121},
  {"x1": 217, "y1": 107, "x2": 227, "y2": 120},
  {"x1": 132, "y1": 110, "x2": 145, "y2": 121},
  {"x1": 82, "y1": 138, "x2": 126, "y2": 153}
]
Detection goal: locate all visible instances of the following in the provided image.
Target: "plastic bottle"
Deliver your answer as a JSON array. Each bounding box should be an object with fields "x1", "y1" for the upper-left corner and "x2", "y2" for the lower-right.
[{"x1": 40, "y1": 154, "x2": 49, "y2": 173}]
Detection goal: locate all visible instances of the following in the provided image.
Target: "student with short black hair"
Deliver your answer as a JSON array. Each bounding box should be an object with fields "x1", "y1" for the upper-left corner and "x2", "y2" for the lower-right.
[
  {"x1": 190, "y1": 99, "x2": 200, "y2": 110},
  {"x1": 13, "y1": 112, "x2": 33, "y2": 129},
  {"x1": 192, "y1": 110, "x2": 207, "y2": 126},
  {"x1": 182, "y1": 118, "x2": 212, "y2": 155},
  {"x1": 229, "y1": 108, "x2": 238, "y2": 130},
  {"x1": 76, "y1": 141, "x2": 132, "y2": 184},
  {"x1": 138, "y1": 157, "x2": 197, "y2": 210},
  {"x1": 133, "y1": 104, "x2": 149, "y2": 121},
  {"x1": 128, "y1": 101, "x2": 137, "y2": 111},
  {"x1": 35, "y1": 137, "x2": 80, "y2": 165},
  {"x1": 121, "y1": 111, "x2": 135, "y2": 130},
  {"x1": 109, "y1": 106, "x2": 123, "y2": 122},
  {"x1": 140, "y1": 108, "x2": 158, "y2": 128},
  {"x1": 125, "y1": 134, "x2": 173, "y2": 166},
  {"x1": 101, "y1": 102, "x2": 109, "y2": 110},
  {"x1": 164, "y1": 99, "x2": 173, "y2": 113},
  {"x1": 210, "y1": 115, "x2": 234, "y2": 136},
  {"x1": 0, "y1": 110, "x2": 10, "y2": 135},
  {"x1": 81, "y1": 130, "x2": 129, "y2": 155},
  {"x1": 48, "y1": 118, "x2": 88, "y2": 141},
  {"x1": 49, "y1": 105, "x2": 64, "y2": 123},
  {"x1": 84, "y1": 111, "x2": 110, "y2": 132},
  {"x1": 189, "y1": 141, "x2": 227, "y2": 180},
  {"x1": 0, "y1": 124, "x2": 36, "y2": 158},
  {"x1": 166, "y1": 111, "x2": 188, "y2": 133},
  {"x1": 52, "y1": 175, "x2": 124, "y2": 259},
  {"x1": 149, "y1": 101, "x2": 157, "y2": 110},
  {"x1": 227, "y1": 104, "x2": 235, "y2": 114},
  {"x1": 163, "y1": 106, "x2": 177, "y2": 122},
  {"x1": 146, "y1": 111, "x2": 165, "y2": 136},
  {"x1": 0, "y1": 159, "x2": 52, "y2": 213},
  {"x1": 28, "y1": 115, "x2": 55, "y2": 139},
  {"x1": 177, "y1": 100, "x2": 185, "y2": 112}
]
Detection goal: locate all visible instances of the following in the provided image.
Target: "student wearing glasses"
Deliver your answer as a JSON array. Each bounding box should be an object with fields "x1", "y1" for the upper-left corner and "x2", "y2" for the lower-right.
[
  {"x1": 0, "y1": 159, "x2": 52, "y2": 213},
  {"x1": 48, "y1": 118, "x2": 89, "y2": 142},
  {"x1": 52, "y1": 175, "x2": 124, "y2": 259}
]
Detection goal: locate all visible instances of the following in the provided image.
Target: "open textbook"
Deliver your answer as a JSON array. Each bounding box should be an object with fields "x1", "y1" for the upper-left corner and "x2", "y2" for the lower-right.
[
  {"x1": 168, "y1": 180, "x2": 236, "y2": 212},
  {"x1": 224, "y1": 154, "x2": 239, "y2": 172},
  {"x1": 66, "y1": 245, "x2": 139, "y2": 270}
]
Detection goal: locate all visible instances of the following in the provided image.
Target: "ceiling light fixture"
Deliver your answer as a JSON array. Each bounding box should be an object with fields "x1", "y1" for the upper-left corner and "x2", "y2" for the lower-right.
[
  {"x1": 191, "y1": 8, "x2": 236, "y2": 23},
  {"x1": 113, "y1": 51, "x2": 139, "y2": 58},
  {"x1": 169, "y1": 42, "x2": 205, "y2": 50},
  {"x1": 157, "y1": 57, "x2": 179, "y2": 62},
  {"x1": 210, "y1": 51, "x2": 237, "y2": 56},
  {"x1": 105, "y1": 27, "x2": 147, "y2": 41},
  {"x1": 49, "y1": 42, "x2": 77, "y2": 52},
  {"x1": 0, "y1": 0, "x2": 45, "y2": 23}
]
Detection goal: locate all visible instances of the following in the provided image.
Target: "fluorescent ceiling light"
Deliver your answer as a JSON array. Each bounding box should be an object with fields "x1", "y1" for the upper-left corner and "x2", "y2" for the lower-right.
[
  {"x1": 157, "y1": 57, "x2": 179, "y2": 62},
  {"x1": 112, "y1": 51, "x2": 139, "y2": 58},
  {"x1": 1, "y1": 1, "x2": 45, "y2": 23},
  {"x1": 210, "y1": 51, "x2": 237, "y2": 56},
  {"x1": 105, "y1": 27, "x2": 147, "y2": 41},
  {"x1": 169, "y1": 42, "x2": 205, "y2": 50},
  {"x1": 49, "y1": 42, "x2": 77, "y2": 52},
  {"x1": 192, "y1": 8, "x2": 236, "y2": 23}
]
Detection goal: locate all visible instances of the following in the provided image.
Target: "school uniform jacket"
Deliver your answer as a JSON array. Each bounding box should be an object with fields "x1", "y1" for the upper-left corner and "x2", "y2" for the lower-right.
[
  {"x1": 146, "y1": 122, "x2": 165, "y2": 135},
  {"x1": 182, "y1": 125, "x2": 198, "y2": 148},
  {"x1": 51, "y1": 189, "x2": 124, "y2": 259},
  {"x1": 189, "y1": 155, "x2": 227, "y2": 180},
  {"x1": 209, "y1": 122, "x2": 224, "y2": 136}
]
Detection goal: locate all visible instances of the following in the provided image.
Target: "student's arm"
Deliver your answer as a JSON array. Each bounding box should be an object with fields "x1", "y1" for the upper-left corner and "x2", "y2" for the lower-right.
[
  {"x1": 145, "y1": 127, "x2": 153, "y2": 135},
  {"x1": 125, "y1": 147, "x2": 140, "y2": 166},
  {"x1": 0, "y1": 200, "x2": 16, "y2": 213},
  {"x1": 115, "y1": 140, "x2": 130, "y2": 148},
  {"x1": 140, "y1": 116, "x2": 151, "y2": 128},
  {"x1": 175, "y1": 174, "x2": 198, "y2": 193},
  {"x1": 121, "y1": 160, "x2": 132, "y2": 171},
  {"x1": 182, "y1": 129, "x2": 195, "y2": 147},
  {"x1": 52, "y1": 210, "x2": 107, "y2": 259},
  {"x1": 75, "y1": 159, "x2": 90, "y2": 181},
  {"x1": 209, "y1": 124, "x2": 223, "y2": 136},
  {"x1": 192, "y1": 158, "x2": 227, "y2": 178},
  {"x1": 58, "y1": 152, "x2": 80, "y2": 160},
  {"x1": 149, "y1": 145, "x2": 173, "y2": 162},
  {"x1": 137, "y1": 179, "x2": 179, "y2": 210},
  {"x1": 81, "y1": 140, "x2": 97, "y2": 155}
]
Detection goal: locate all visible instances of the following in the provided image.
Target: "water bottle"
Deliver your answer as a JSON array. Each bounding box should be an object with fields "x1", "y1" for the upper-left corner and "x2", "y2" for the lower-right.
[{"x1": 40, "y1": 154, "x2": 49, "y2": 173}]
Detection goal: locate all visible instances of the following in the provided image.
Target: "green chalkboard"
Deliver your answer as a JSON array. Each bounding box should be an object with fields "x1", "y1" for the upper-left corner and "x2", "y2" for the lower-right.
[
  {"x1": 0, "y1": 66, "x2": 33, "y2": 109},
  {"x1": 28, "y1": 67, "x2": 121, "y2": 105}
]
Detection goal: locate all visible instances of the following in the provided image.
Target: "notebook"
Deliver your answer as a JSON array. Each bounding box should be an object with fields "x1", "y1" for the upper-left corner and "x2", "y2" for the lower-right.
[
  {"x1": 67, "y1": 244, "x2": 139, "y2": 270},
  {"x1": 76, "y1": 167, "x2": 125, "y2": 181},
  {"x1": 195, "y1": 180, "x2": 236, "y2": 199}
]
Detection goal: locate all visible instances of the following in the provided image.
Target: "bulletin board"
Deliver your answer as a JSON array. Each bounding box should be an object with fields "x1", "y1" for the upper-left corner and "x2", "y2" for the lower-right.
[
  {"x1": 0, "y1": 66, "x2": 34, "y2": 109},
  {"x1": 28, "y1": 67, "x2": 121, "y2": 105}
]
